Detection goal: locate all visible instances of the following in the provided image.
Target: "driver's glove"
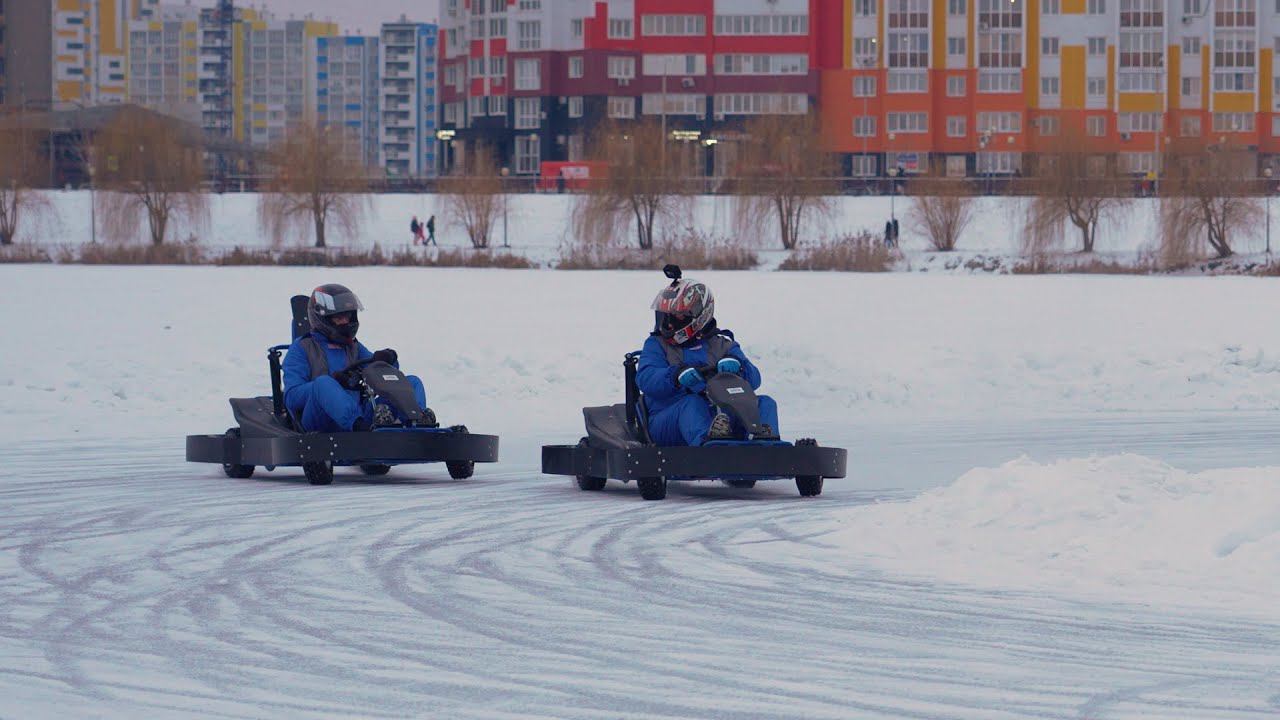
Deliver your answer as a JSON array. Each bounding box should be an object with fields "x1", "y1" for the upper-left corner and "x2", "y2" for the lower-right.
[
  {"x1": 677, "y1": 366, "x2": 707, "y2": 394},
  {"x1": 716, "y1": 357, "x2": 742, "y2": 375}
]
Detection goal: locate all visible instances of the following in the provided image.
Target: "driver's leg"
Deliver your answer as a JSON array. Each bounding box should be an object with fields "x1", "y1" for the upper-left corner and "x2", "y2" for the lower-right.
[
  {"x1": 676, "y1": 395, "x2": 715, "y2": 447},
  {"x1": 303, "y1": 375, "x2": 364, "y2": 431},
  {"x1": 757, "y1": 395, "x2": 779, "y2": 436}
]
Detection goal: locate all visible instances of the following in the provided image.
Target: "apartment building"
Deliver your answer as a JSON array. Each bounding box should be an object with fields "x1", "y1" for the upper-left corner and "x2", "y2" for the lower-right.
[
  {"x1": 379, "y1": 20, "x2": 439, "y2": 177},
  {"x1": 437, "y1": 0, "x2": 840, "y2": 176},
  {"x1": 822, "y1": 0, "x2": 1280, "y2": 178},
  {"x1": 316, "y1": 35, "x2": 380, "y2": 167},
  {"x1": 127, "y1": 3, "x2": 200, "y2": 123}
]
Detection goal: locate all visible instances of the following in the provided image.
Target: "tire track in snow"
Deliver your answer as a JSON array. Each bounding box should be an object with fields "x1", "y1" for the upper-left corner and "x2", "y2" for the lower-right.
[{"x1": 1, "y1": 440, "x2": 1278, "y2": 719}]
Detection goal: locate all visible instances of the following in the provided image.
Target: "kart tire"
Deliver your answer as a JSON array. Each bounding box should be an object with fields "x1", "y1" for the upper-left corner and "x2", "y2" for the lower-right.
[
  {"x1": 575, "y1": 438, "x2": 606, "y2": 491},
  {"x1": 638, "y1": 477, "x2": 667, "y2": 501},
  {"x1": 446, "y1": 425, "x2": 475, "y2": 479},
  {"x1": 360, "y1": 464, "x2": 392, "y2": 476},
  {"x1": 795, "y1": 438, "x2": 823, "y2": 497},
  {"x1": 304, "y1": 461, "x2": 334, "y2": 486},
  {"x1": 725, "y1": 480, "x2": 757, "y2": 489},
  {"x1": 222, "y1": 428, "x2": 255, "y2": 479}
]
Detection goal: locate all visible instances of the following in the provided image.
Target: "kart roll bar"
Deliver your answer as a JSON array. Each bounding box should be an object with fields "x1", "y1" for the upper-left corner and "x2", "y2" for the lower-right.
[
  {"x1": 268, "y1": 344, "x2": 291, "y2": 420},
  {"x1": 624, "y1": 351, "x2": 641, "y2": 427}
]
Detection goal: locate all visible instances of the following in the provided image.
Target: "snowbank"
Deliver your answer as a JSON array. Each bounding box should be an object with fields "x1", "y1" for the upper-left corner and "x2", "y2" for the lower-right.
[
  {"x1": 830, "y1": 454, "x2": 1280, "y2": 615},
  {"x1": 3, "y1": 267, "x2": 1279, "y2": 445},
  {"x1": 31, "y1": 189, "x2": 1273, "y2": 259}
]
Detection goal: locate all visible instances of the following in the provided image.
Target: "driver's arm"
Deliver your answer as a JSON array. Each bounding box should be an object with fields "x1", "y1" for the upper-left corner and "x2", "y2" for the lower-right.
[
  {"x1": 637, "y1": 336, "x2": 682, "y2": 401},
  {"x1": 282, "y1": 342, "x2": 315, "y2": 413},
  {"x1": 728, "y1": 343, "x2": 762, "y2": 390}
]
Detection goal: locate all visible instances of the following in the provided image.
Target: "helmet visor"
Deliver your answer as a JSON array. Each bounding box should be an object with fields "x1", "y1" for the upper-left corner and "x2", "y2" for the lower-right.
[{"x1": 312, "y1": 288, "x2": 364, "y2": 317}]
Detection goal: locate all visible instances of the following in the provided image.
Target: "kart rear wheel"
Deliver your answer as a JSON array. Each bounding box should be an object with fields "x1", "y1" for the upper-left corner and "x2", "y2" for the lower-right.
[
  {"x1": 222, "y1": 428, "x2": 254, "y2": 479},
  {"x1": 446, "y1": 425, "x2": 475, "y2": 479},
  {"x1": 304, "y1": 461, "x2": 334, "y2": 486},
  {"x1": 795, "y1": 438, "x2": 823, "y2": 497},
  {"x1": 360, "y1": 464, "x2": 392, "y2": 476},
  {"x1": 575, "y1": 438, "x2": 607, "y2": 491},
  {"x1": 637, "y1": 477, "x2": 667, "y2": 501},
  {"x1": 725, "y1": 480, "x2": 757, "y2": 489}
]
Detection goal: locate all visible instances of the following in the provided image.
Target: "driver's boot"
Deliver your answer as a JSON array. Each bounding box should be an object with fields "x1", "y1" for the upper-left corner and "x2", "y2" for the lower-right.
[
  {"x1": 706, "y1": 412, "x2": 734, "y2": 441},
  {"x1": 420, "y1": 407, "x2": 439, "y2": 428},
  {"x1": 373, "y1": 403, "x2": 397, "y2": 427}
]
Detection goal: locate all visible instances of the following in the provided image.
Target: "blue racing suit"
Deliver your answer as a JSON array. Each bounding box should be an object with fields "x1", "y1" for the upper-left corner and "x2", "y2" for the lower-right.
[
  {"x1": 636, "y1": 332, "x2": 779, "y2": 447},
  {"x1": 282, "y1": 332, "x2": 427, "y2": 431}
]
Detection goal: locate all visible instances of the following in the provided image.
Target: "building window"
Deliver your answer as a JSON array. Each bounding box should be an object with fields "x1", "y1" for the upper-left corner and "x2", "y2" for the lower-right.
[
  {"x1": 713, "y1": 15, "x2": 808, "y2": 36},
  {"x1": 514, "y1": 97, "x2": 540, "y2": 129},
  {"x1": 853, "y1": 76, "x2": 877, "y2": 96},
  {"x1": 886, "y1": 111, "x2": 928, "y2": 133},
  {"x1": 947, "y1": 37, "x2": 966, "y2": 56},
  {"x1": 641, "y1": 93, "x2": 704, "y2": 115},
  {"x1": 641, "y1": 14, "x2": 705, "y2": 36},
  {"x1": 515, "y1": 134, "x2": 540, "y2": 175},
  {"x1": 1213, "y1": 112, "x2": 1254, "y2": 132},
  {"x1": 856, "y1": 0, "x2": 876, "y2": 16},
  {"x1": 1087, "y1": 76, "x2": 1106, "y2": 97},
  {"x1": 607, "y1": 56, "x2": 636, "y2": 79},
  {"x1": 516, "y1": 20, "x2": 541, "y2": 50},
  {"x1": 853, "y1": 38, "x2": 878, "y2": 64},
  {"x1": 854, "y1": 116, "x2": 876, "y2": 136},
  {"x1": 1087, "y1": 116, "x2": 1106, "y2": 136},
  {"x1": 607, "y1": 96, "x2": 635, "y2": 118},
  {"x1": 851, "y1": 155, "x2": 877, "y2": 176},
  {"x1": 1181, "y1": 115, "x2": 1201, "y2": 137},
  {"x1": 1182, "y1": 37, "x2": 1200, "y2": 55},
  {"x1": 571, "y1": 18, "x2": 583, "y2": 38},
  {"x1": 887, "y1": 71, "x2": 927, "y2": 93},
  {"x1": 568, "y1": 96, "x2": 583, "y2": 118},
  {"x1": 646, "y1": 54, "x2": 706, "y2": 75},
  {"x1": 1037, "y1": 116, "x2": 1059, "y2": 136},
  {"x1": 568, "y1": 56, "x2": 584, "y2": 79},
  {"x1": 488, "y1": 95, "x2": 507, "y2": 117},
  {"x1": 977, "y1": 111, "x2": 1021, "y2": 133},
  {"x1": 1087, "y1": 37, "x2": 1106, "y2": 56},
  {"x1": 977, "y1": 152, "x2": 1021, "y2": 174},
  {"x1": 1117, "y1": 112, "x2": 1160, "y2": 133},
  {"x1": 1041, "y1": 76, "x2": 1060, "y2": 96},
  {"x1": 947, "y1": 75, "x2": 966, "y2": 96},
  {"x1": 608, "y1": 18, "x2": 633, "y2": 39},
  {"x1": 1088, "y1": 0, "x2": 1106, "y2": 13},
  {"x1": 1181, "y1": 76, "x2": 1201, "y2": 98},
  {"x1": 1041, "y1": 37, "x2": 1059, "y2": 56},
  {"x1": 948, "y1": 0, "x2": 966, "y2": 14},
  {"x1": 713, "y1": 93, "x2": 807, "y2": 115},
  {"x1": 1119, "y1": 153, "x2": 1156, "y2": 174},
  {"x1": 514, "y1": 58, "x2": 541, "y2": 90},
  {"x1": 978, "y1": 71, "x2": 1022, "y2": 93},
  {"x1": 715, "y1": 54, "x2": 807, "y2": 75},
  {"x1": 946, "y1": 116, "x2": 966, "y2": 137},
  {"x1": 518, "y1": 0, "x2": 541, "y2": 9}
]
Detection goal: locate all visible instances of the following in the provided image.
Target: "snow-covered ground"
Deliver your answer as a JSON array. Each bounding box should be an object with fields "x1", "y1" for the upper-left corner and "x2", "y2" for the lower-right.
[
  {"x1": 2, "y1": 266, "x2": 1278, "y2": 717},
  {"x1": 29, "y1": 189, "x2": 1280, "y2": 261}
]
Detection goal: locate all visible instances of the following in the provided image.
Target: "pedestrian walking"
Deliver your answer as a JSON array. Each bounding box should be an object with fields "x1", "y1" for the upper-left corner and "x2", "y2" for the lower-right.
[
  {"x1": 425, "y1": 215, "x2": 437, "y2": 246},
  {"x1": 410, "y1": 216, "x2": 425, "y2": 246}
]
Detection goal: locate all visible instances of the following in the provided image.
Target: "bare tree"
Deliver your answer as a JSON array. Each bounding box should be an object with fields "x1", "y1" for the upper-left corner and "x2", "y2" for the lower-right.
[
  {"x1": 572, "y1": 118, "x2": 689, "y2": 250},
  {"x1": 1160, "y1": 144, "x2": 1262, "y2": 259},
  {"x1": 93, "y1": 109, "x2": 207, "y2": 245},
  {"x1": 1024, "y1": 130, "x2": 1129, "y2": 254},
  {"x1": 908, "y1": 179, "x2": 977, "y2": 251},
  {"x1": 258, "y1": 123, "x2": 369, "y2": 248},
  {"x1": 441, "y1": 142, "x2": 503, "y2": 249},
  {"x1": 733, "y1": 112, "x2": 837, "y2": 250},
  {"x1": 0, "y1": 128, "x2": 53, "y2": 245}
]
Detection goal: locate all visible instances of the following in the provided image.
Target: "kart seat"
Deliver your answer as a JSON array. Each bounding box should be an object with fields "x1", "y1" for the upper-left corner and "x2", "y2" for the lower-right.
[
  {"x1": 583, "y1": 404, "x2": 648, "y2": 450},
  {"x1": 290, "y1": 294, "x2": 311, "y2": 340}
]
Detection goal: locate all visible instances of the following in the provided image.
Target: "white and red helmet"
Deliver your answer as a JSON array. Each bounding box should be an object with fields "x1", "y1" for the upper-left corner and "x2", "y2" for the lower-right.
[{"x1": 652, "y1": 268, "x2": 715, "y2": 346}]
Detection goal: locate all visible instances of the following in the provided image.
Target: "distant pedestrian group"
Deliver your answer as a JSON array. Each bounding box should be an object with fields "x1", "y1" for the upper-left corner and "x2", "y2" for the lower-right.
[
  {"x1": 411, "y1": 215, "x2": 436, "y2": 246},
  {"x1": 884, "y1": 218, "x2": 900, "y2": 249}
]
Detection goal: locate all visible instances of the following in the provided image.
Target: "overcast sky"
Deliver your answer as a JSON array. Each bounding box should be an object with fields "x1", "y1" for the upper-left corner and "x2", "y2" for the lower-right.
[{"x1": 236, "y1": 0, "x2": 440, "y2": 35}]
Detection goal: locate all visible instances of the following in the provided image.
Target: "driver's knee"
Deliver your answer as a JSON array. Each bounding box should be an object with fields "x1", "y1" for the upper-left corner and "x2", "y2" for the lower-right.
[
  {"x1": 757, "y1": 394, "x2": 779, "y2": 428},
  {"x1": 404, "y1": 374, "x2": 428, "y2": 408}
]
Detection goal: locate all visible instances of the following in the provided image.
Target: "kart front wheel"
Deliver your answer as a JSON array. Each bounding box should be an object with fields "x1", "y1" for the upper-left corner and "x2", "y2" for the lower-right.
[
  {"x1": 637, "y1": 477, "x2": 667, "y2": 501},
  {"x1": 222, "y1": 428, "x2": 254, "y2": 479},
  {"x1": 304, "y1": 461, "x2": 334, "y2": 486},
  {"x1": 446, "y1": 425, "x2": 475, "y2": 479},
  {"x1": 360, "y1": 464, "x2": 392, "y2": 476},
  {"x1": 725, "y1": 480, "x2": 757, "y2": 489},
  {"x1": 575, "y1": 438, "x2": 606, "y2": 491},
  {"x1": 795, "y1": 438, "x2": 823, "y2": 497}
]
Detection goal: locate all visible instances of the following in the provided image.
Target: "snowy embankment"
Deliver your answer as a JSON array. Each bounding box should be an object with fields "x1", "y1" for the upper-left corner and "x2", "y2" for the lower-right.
[
  {"x1": 33, "y1": 188, "x2": 1278, "y2": 261},
  {"x1": 831, "y1": 455, "x2": 1280, "y2": 616},
  {"x1": 4, "y1": 265, "x2": 1279, "y2": 617}
]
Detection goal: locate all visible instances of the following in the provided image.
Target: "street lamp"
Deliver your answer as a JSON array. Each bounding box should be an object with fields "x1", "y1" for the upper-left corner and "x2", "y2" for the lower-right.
[
  {"x1": 500, "y1": 166, "x2": 510, "y2": 249},
  {"x1": 1266, "y1": 166, "x2": 1274, "y2": 255}
]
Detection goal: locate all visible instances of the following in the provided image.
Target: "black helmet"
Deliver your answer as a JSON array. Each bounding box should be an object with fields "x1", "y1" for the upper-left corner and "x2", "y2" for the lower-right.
[{"x1": 307, "y1": 284, "x2": 363, "y2": 343}]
